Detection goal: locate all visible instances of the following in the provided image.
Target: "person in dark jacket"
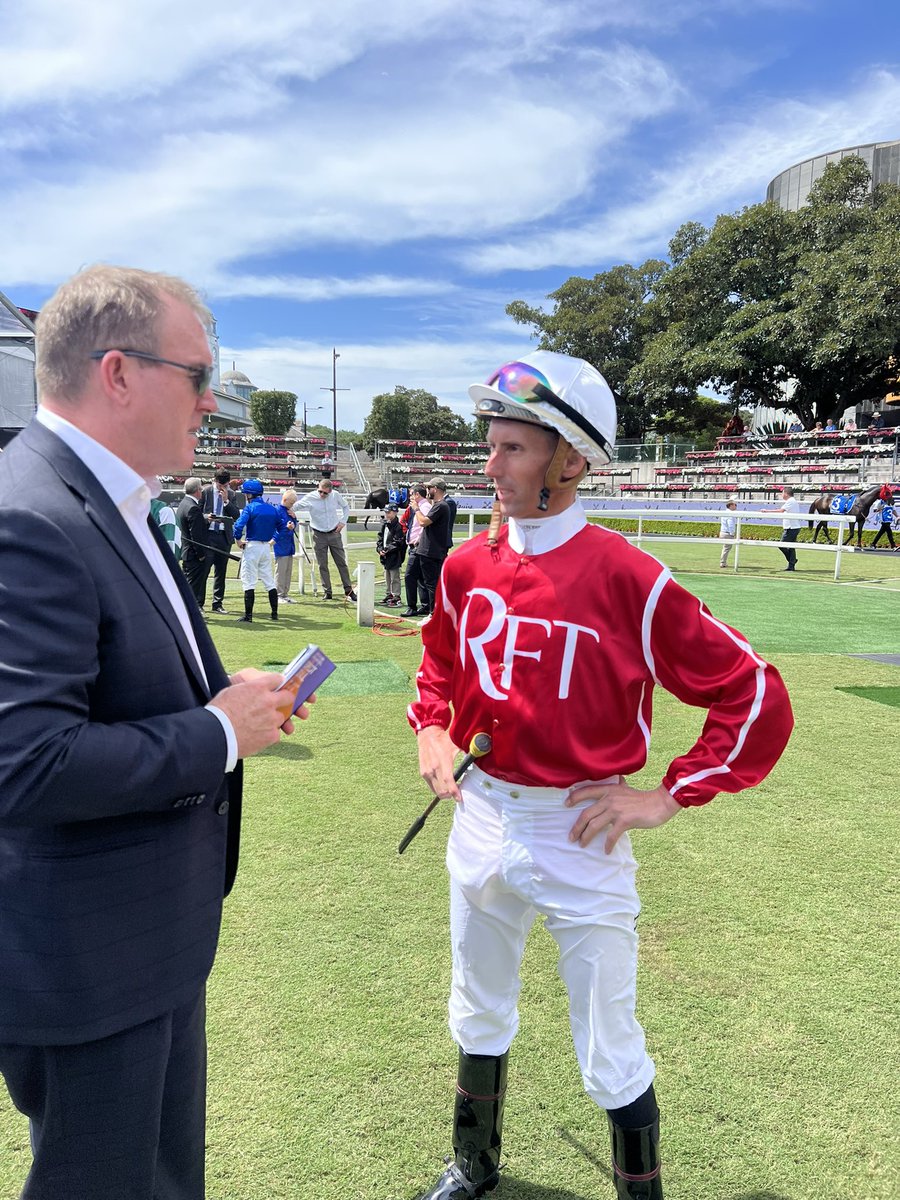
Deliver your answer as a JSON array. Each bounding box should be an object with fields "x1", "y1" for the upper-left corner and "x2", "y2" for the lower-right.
[
  {"x1": 412, "y1": 477, "x2": 452, "y2": 615},
  {"x1": 177, "y1": 478, "x2": 211, "y2": 607},
  {"x1": 201, "y1": 469, "x2": 240, "y2": 613},
  {"x1": 377, "y1": 503, "x2": 407, "y2": 606},
  {"x1": 0, "y1": 264, "x2": 305, "y2": 1199}
]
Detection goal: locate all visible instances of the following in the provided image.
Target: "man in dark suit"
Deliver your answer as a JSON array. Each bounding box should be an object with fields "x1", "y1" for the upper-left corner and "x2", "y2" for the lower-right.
[
  {"x1": 200, "y1": 469, "x2": 239, "y2": 613},
  {"x1": 177, "y1": 476, "x2": 212, "y2": 607},
  {"x1": 0, "y1": 265, "x2": 307, "y2": 1199}
]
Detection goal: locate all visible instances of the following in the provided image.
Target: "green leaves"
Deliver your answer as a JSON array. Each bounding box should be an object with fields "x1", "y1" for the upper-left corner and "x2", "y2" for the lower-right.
[
  {"x1": 249, "y1": 390, "x2": 299, "y2": 436},
  {"x1": 362, "y1": 385, "x2": 474, "y2": 454},
  {"x1": 507, "y1": 155, "x2": 900, "y2": 433}
]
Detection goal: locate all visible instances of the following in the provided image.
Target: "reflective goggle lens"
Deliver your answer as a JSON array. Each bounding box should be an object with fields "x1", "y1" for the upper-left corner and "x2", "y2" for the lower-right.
[{"x1": 487, "y1": 361, "x2": 554, "y2": 404}]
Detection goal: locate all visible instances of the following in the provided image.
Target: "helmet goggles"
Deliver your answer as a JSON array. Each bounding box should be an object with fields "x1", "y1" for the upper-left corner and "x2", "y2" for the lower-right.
[{"x1": 474, "y1": 360, "x2": 613, "y2": 463}]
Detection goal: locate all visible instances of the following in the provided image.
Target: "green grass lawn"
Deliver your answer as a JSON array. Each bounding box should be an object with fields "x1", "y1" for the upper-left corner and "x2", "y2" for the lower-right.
[{"x1": 1, "y1": 533, "x2": 897, "y2": 1199}]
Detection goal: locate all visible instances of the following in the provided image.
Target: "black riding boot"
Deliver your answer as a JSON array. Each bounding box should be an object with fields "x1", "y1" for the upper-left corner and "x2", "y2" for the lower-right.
[
  {"x1": 236, "y1": 590, "x2": 255, "y2": 623},
  {"x1": 607, "y1": 1115, "x2": 663, "y2": 1198},
  {"x1": 268, "y1": 588, "x2": 279, "y2": 620},
  {"x1": 414, "y1": 1050, "x2": 508, "y2": 1200}
]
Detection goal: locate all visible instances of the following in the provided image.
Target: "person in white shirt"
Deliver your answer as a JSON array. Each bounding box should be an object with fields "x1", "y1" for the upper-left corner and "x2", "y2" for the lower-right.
[
  {"x1": 765, "y1": 486, "x2": 804, "y2": 571},
  {"x1": 718, "y1": 496, "x2": 738, "y2": 567},
  {"x1": 292, "y1": 479, "x2": 357, "y2": 600}
]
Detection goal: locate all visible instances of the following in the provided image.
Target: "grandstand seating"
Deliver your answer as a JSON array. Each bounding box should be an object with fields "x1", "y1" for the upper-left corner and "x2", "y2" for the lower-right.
[
  {"x1": 159, "y1": 432, "x2": 343, "y2": 492},
  {"x1": 621, "y1": 429, "x2": 899, "y2": 499},
  {"x1": 369, "y1": 429, "x2": 897, "y2": 504},
  {"x1": 374, "y1": 438, "x2": 639, "y2": 495}
]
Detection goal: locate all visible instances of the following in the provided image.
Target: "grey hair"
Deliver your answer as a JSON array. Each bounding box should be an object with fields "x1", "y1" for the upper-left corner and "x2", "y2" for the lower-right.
[
  {"x1": 184, "y1": 478, "x2": 203, "y2": 495},
  {"x1": 35, "y1": 264, "x2": 210, "y2": 399}
]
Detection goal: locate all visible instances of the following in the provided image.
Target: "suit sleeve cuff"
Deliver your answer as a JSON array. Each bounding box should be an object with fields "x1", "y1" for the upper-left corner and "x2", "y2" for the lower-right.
[{"x1": 205, "y1": 705, "x2": 239, "y2": 773}]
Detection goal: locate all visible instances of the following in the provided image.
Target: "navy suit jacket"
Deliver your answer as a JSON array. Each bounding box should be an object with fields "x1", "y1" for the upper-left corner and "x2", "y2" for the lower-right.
[{"x1": 0, "y1": 420, "x2": 243, "y2": 1046}]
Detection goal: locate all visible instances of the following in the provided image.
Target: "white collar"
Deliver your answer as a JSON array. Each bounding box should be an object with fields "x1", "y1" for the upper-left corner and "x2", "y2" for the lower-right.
[
  {"x1": 36, "y1": 406, "x2": 161, "y2": 507},
  {"x1": 507, "y1": 501, "x2": 586, "y2": 556}
]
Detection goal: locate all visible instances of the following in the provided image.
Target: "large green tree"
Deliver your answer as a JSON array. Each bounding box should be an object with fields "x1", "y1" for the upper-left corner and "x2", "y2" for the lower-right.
[
  {"x1": 249, "y1": 390, "x2": 298, "y2": 436},
  {"x1": 506, "y1": 260, "x2": 668, "y2": 437},
  {"x1": 636, "y1": 157, "x2": 900, "y2": 426},
  {"x1": 362, "y1": 385, "x2": 473, "y2": 453}
]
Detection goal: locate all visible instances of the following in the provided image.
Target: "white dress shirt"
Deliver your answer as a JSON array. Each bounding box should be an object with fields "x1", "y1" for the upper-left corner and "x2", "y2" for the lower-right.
[
  {"x1": 35, "y1": 407, "x2": 238, "y2": 771},
  {"x1": 292, "y1": 487, "x2": 349, "y2": 532}
]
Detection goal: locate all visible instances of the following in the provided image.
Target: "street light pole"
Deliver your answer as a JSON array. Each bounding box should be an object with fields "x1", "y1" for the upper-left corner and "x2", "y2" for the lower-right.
[
  {"x1": 321, "y1": 348, "x2": 349, "y2": 464},
  {"x1": 302, "y1": 403, "x2": 323, "y2": 437}
]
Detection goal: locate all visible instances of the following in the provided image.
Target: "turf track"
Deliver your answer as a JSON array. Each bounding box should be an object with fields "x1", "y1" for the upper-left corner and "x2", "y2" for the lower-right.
[{"x1": 1, "y1": 532, "x2": 896, "y2": 1199}]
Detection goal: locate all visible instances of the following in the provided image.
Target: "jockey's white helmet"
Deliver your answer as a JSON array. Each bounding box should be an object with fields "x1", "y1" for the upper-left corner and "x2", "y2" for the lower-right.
[{"x1": 469, "y1": 350, "x2": 617, "y2": 465}]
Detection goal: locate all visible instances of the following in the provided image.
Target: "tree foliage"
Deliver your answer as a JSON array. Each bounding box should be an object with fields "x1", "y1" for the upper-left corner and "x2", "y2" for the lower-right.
[
  {"x1": 507, "y1": 261, "x2": 668, "y2": 437},
  {"x1": 504, "y1": 156, "x2": 900, "y2": 437},
  {"x1": 637, "y1": 157, "x2": 900, "y2": 426},
  {"x1": 249, "y1": 390, "x2": 298, "y2": 436},
  {"x1": 306, "y1": 423, "x2": 363, "y2": 448},
  {"x1": 362, "y1": 386, "x2": 473, "y2": 454}
]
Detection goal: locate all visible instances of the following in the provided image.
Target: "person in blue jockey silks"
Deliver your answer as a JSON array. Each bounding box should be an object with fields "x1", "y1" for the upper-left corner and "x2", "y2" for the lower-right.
[{"x1": 232, "y1": 479, "x2": 290, "y2": 623}]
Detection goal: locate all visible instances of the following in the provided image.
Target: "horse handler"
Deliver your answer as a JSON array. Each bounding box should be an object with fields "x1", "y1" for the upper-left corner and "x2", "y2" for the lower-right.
[{"x1": 406, "y1": 351, "x2": 795, "y2": 1200}]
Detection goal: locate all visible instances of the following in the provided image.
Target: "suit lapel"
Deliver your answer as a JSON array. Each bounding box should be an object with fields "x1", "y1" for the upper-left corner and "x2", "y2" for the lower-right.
[
  {"x1": 145, "y1": 517, "x2": 228, "y2": 693},
  {"x1": 23, "y1": 421, "x2": 213, "y2": 698}
]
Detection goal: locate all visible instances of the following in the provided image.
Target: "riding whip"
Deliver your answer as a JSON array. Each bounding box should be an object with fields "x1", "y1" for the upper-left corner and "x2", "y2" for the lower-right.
[
  {"x1": 179, "y1": 535, "x2": 241, "y2": 563},
  {"x1": 398, "y1": 732, "x2": 492, "y2": 855}
]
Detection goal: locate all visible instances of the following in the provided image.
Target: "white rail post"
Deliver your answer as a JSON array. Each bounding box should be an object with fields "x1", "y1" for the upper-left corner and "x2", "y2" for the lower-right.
[
  {"x1": 356, "y1": 560, "x2": 376, "y2": 627},
  {"x1": 733, "y1": 517, "x2": 742, "y2": 572},
  {"x1": 834, "y1": 518, "x2": 846, "y2": 581},
  {"x1": 298, "y1": 523, "x2": 318, "y2": 595}
]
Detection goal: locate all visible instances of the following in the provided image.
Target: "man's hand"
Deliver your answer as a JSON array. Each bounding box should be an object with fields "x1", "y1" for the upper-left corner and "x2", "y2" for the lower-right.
[
  {"x1": 335, "y1": 522, "x2": 345, "y2": 534},
  {"x1": 211, "y1": 669, "x2": 311, "y2": 757},
  {"x1": 417, "y1": 725, "x2": 462, "y2": 802},
  {"x1": 565, "y1": 781, "x2": 681, "y2": 853}
]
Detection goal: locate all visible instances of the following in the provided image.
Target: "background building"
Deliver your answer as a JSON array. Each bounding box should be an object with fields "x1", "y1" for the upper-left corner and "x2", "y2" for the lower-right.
[
  {"x1": 0, "y1": 296, "x2": 252, "y2": 440},
  {"x1": 767, "y1": 138, "x2": 900, "y2": 211},
  {"x1": 0, "y1": 290, "x2": 36, "y2": 445}
]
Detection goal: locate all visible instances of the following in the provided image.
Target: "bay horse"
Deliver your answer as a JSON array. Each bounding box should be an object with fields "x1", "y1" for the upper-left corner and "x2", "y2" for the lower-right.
[{"x1": 808, "y1": 484, "x2": 896, "y2": 546}]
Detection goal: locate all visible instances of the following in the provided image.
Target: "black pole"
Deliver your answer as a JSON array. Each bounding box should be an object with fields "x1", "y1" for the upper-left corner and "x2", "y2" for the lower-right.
[{"x1": 332, "y1": 349, "x2": 338, "y2": 461}]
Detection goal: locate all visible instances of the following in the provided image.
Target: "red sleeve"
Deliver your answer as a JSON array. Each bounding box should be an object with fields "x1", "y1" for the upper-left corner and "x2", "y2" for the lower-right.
[
  {"x1": 407, "y1": 576, "x2": 455, "y2": 734},
  {"x1": 647, "y1": 575, "x2": 794, "y2": 806}
]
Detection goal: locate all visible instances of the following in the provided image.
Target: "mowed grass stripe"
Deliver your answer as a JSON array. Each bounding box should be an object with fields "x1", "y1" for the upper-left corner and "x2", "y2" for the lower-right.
[{"x1": 1, "y1": 554, "x2": 896, "y2": 1200}]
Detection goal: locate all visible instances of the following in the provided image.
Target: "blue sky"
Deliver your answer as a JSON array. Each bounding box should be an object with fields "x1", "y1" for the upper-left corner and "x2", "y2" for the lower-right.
[{"x1": 2, "y1": 0, "x2": 898, "y2": 432}]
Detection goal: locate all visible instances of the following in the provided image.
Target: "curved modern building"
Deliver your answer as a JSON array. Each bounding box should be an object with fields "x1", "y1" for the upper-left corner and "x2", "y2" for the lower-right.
[{"x1": 767, "y1": 138, "x2": 900, "y2": 210}]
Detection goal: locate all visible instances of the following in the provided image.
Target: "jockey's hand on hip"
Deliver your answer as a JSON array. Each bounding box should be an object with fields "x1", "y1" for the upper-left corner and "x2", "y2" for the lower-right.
[{"x1": 565, "y1": 781, "x2": 681, "y2": 853}]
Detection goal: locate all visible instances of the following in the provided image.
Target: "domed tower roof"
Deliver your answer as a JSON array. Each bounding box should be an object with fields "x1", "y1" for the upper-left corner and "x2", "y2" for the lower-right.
[{"x1": 221, "y1": 368, "x2": 253, "y2": 386}]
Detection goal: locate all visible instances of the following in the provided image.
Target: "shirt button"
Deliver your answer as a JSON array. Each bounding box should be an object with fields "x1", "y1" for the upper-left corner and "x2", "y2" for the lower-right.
[
  {"x1": 217, "y1": 801, "x2": 230, "y2": 816},
  {"x1": 510, "y1": 790, "x2": 520, "y2": 799}
]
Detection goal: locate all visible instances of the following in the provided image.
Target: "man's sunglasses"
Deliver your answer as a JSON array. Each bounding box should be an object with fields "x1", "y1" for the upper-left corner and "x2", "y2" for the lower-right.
[{"x1": 89, "y1": 349, "x2": 213, "y2": 396}]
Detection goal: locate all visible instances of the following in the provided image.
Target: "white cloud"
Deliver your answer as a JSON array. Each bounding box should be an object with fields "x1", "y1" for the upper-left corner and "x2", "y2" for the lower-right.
[
  {"x1": 1, "y1": 39, "x2": 680, "y2": 287},
  {"x1": 218, "y1": 331, "x2": 534, "y2": 431},
  {"x1": 463, "y1": 68, "x2": 900, "y2": 272},
  {"x1": 0, "y1": 0, "x2": 463, "y2": 109},
  {"x1": 206, "y1": 273, "x2": 453, "y2": 302}
]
